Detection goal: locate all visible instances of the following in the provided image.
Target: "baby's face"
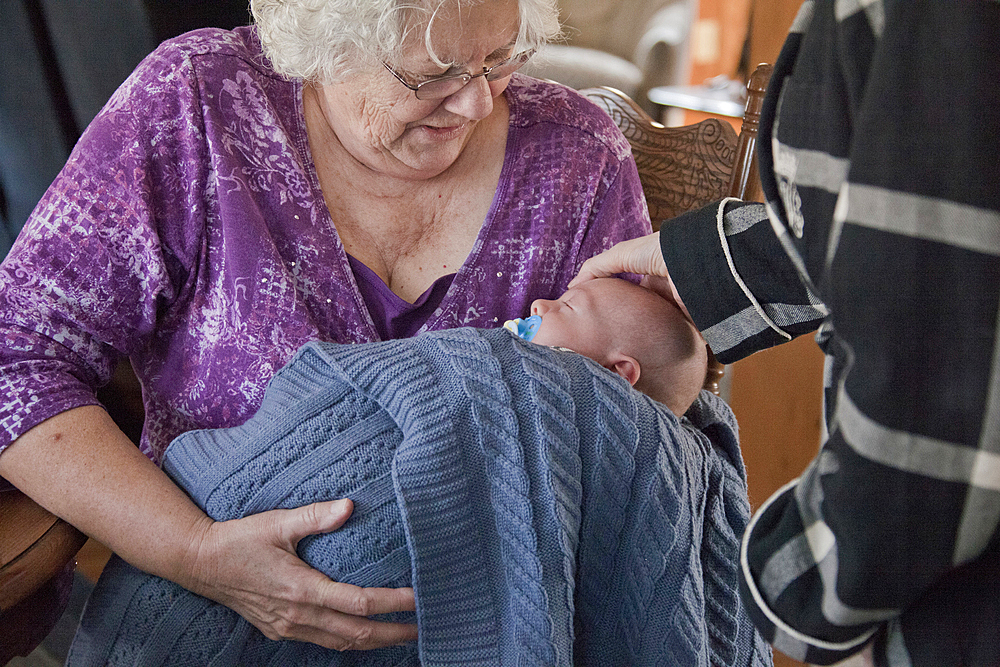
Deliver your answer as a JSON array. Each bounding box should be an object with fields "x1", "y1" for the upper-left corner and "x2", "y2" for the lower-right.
[{"x1": 529, "y1": 280, "x2": 618, "y2": 364}]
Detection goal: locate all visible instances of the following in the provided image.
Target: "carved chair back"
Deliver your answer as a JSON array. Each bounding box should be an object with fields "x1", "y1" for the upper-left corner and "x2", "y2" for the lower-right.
[{"x1": 582, "y1": 63, "x2": 773, "y2": 394}]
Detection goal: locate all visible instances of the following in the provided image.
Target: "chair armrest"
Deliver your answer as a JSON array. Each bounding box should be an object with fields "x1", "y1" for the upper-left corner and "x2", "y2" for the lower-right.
[{"x1": 0, "y1": 486, "x2": 87, "y2": 611}]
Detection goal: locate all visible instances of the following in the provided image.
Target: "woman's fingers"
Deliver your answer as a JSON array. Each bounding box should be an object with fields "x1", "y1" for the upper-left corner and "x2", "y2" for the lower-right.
[
  {"x1": 279, "y1": 612, "x2": 419, "y2": 652},
  {"x1": 313, "y1": 578, "x2": 417, "y2": 617},
  {"x1": 296, "y1": 580, "x2": 419, "y2": 650},
  {"x1": 570, "y1": 232, "x2": 667, "y2": 286},
  {"x1": 256, "y1": 577, "x2": 418, "y2": 650},
  {"x1": 187, "y1": 499, "x2": 418, "y2": 650},
  {"x1": 273, "y1": 498, "x2": 355, "y2": 547}
]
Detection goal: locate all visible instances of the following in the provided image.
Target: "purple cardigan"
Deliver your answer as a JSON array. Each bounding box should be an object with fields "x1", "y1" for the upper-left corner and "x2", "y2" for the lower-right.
[{"x1": 0, "y1": 27, "x2": 650, "y2": 465}]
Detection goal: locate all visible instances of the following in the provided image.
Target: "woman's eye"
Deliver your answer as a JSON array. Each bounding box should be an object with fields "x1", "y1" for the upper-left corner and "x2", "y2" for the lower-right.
[
  {"x1": 416, "y1": 72, "x2": 447, "y2": 83},
  {"x1": 435, "y1": 65, "x2": 465, "y2": 78}
]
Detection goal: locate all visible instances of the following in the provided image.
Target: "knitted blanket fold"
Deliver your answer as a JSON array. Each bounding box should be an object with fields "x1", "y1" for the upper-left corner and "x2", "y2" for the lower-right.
[{"x1": 68, "y1": 328, "x2": 772, "y2": 667}]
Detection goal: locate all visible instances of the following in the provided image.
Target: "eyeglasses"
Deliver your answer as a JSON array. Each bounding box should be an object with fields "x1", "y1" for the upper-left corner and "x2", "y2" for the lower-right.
[{"x1": 383, "y1": 49, "x2": 535, "y2": 100}]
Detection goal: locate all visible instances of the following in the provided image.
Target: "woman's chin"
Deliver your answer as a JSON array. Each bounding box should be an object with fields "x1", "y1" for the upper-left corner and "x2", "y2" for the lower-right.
[
  {"x1": 390, "y1": 145, "x2": 467, "y2": 179},
  {"x1": 389, "y1": 158, "x2": 459, "y2": 180}
]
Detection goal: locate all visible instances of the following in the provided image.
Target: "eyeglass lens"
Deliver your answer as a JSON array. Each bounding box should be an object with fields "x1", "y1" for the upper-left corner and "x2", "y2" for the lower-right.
[{"x1": 414, "y1": 50, "x2": 533, "y2": 100}]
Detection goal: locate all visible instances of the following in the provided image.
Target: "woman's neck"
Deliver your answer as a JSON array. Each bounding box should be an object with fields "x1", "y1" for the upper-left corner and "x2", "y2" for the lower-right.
[{"x1": 301, "y1": 84, "x2": 509, "y2": 302}]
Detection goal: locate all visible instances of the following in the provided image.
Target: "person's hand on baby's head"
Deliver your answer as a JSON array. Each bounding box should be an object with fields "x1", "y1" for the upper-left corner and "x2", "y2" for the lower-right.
[
  {"x1": 569, "y1": 232, "x2": 668, "y2": 286},
  {"x1": 570, "y1": 232, "x2": 694, "y2": 327}
]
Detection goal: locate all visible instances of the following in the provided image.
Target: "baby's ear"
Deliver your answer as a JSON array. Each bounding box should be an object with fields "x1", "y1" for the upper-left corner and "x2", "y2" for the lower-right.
[{"x1": 608, "y1": 355, "x2": 640, "y2": 387}]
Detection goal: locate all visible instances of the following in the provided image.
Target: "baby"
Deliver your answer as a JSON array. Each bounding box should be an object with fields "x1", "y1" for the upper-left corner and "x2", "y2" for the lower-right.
[{"x1": 506, "y1": 277, "x2": 708, "y2": 416}]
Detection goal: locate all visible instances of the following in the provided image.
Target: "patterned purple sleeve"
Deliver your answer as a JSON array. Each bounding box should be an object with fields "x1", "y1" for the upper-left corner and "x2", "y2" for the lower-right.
[{"x1": 0, "y1": 35, "x2": 207, "y2": 451}]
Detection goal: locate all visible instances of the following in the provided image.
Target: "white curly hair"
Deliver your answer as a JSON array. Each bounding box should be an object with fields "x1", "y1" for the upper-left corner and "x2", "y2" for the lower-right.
[{"x1": 251, "y1": 0, "x2": 561, "y2": 83}]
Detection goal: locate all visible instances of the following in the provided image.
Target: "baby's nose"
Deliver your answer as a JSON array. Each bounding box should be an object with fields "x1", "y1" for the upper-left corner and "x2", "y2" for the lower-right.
[{"x1": 530, "y1": 299, "x2": 552, "y2": 316}]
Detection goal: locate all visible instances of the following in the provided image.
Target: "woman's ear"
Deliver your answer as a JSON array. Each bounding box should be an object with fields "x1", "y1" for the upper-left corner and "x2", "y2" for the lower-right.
[{"x1": 608, "y1": 355, "x2": 640, "y2": 387}]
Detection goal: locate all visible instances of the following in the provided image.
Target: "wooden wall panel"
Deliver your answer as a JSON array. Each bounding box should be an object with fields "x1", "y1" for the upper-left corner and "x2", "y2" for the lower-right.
[
  {"x1": 728, "y1": 336, "x2": 826, "y2": 667},
  {"x1": 728, "y1": 335, "x2": 826, "y2": 510}
]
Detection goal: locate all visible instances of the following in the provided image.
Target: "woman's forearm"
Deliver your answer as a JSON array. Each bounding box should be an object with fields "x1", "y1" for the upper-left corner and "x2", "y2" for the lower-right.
[
  {"x1": 0, "y1": 404, "x2": 418, "y2": 649},
  {"x1": 0, "y1": 405, "x2": 211, "y2": 589}
]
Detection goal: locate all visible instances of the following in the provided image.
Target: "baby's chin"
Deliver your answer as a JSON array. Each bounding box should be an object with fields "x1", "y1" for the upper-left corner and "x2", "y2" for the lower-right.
[{"x1": 528, "y1": 330, "x2": 556, "y2": 347}]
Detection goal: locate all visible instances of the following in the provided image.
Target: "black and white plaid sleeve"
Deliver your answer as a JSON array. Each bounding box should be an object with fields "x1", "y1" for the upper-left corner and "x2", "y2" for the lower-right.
[
  {"x1": 660, "y1": 1, "x2": 1000, "y2": 665},
  {"x1": 660, "y1": 198, "x2": 826, "y2": 365}
]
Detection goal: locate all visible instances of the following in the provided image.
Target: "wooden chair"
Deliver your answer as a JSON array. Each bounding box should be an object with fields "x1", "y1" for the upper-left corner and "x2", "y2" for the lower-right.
[
  {"x1": 582, "y1": 62, "x2": 773, "y2": 395},
  {"x1": 1, "y1": 486, "x2": 88, "y2": 661}
]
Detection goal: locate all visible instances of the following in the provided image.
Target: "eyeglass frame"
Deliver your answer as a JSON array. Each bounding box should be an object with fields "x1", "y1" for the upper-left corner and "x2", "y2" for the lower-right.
[{"x1": 382, "y1": 49, "x2": 536, "y2": 100}]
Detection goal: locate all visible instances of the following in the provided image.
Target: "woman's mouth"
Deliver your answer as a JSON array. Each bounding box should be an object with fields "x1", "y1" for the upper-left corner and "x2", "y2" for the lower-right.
[{"x1": 418, "y1": 123, "x2": 467, "y2": 140}]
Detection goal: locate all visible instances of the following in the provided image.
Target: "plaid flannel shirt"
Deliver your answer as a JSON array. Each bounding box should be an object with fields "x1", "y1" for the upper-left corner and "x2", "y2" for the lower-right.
[{"x1": 659, "y1": 1, "x2": 1000, "y2": 664}]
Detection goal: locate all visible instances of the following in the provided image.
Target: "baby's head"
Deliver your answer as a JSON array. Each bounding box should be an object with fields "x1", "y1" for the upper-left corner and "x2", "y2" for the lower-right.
[{"x1": 528, "y1": 278, "x2": 708, "y2": 415}]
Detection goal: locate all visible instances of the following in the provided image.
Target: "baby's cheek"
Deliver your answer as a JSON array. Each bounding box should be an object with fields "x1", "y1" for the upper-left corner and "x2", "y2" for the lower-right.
[{"x1": 530, "y1": 324, "x2": 555, "y2": 347}]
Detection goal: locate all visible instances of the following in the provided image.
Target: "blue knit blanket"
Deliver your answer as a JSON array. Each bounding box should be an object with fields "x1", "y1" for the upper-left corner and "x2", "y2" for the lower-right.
[{"x1": 69, "y1": 328, "x2": 771, "y2": 666}]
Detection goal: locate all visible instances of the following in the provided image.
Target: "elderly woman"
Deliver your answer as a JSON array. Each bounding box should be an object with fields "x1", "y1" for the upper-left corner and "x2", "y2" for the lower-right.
[{"x1": 0, "y1": 0, "x2": 650, "y2": 654}]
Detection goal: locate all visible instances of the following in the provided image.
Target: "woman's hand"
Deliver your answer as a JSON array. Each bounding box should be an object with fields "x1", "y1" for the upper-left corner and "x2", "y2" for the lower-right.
[
  {"x1": 180, "y1": 498, "x2": 418, "y2": 651},
  {"x1": 0, "y1": 406, "x2": 416, "y2": 653},
  {"x1": 571, "y1": 231, "x2": 694, "y2": 324}
]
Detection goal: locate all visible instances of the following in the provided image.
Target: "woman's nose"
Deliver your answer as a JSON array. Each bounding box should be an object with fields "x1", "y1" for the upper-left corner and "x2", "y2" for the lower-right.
[{"x1": 443, "y1": 75, "x2": 494, "y2": 119}]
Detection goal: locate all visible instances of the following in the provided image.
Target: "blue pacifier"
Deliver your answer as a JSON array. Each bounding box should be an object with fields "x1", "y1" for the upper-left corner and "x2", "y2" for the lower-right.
[{"x1": 503, "y1": 314, "x2": 542, "y2": 342}]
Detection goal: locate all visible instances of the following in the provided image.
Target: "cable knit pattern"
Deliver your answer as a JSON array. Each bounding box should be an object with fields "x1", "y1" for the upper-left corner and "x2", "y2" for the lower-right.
[
  {"x1": 69, "y1": 328, "x2": 770, "y2": 667},
  {"x1": 517, "y1": 341, "x2": 581, "y2": 660}
]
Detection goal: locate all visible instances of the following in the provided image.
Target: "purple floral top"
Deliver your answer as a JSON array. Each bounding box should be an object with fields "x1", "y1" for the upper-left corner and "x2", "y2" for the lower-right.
[{"x1": 0, "y1": 27, "x2": 650, "y2": 465}]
